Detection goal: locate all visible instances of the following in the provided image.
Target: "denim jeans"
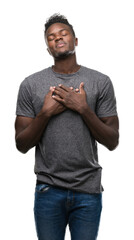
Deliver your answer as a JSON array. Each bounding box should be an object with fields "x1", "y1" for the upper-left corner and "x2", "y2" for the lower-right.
[{"x1": 34, "y1": 183, "x2": 102, "y2": 240}]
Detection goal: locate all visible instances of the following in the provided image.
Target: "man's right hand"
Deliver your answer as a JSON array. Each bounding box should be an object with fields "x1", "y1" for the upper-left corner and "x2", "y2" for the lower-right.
[{"x1": 41, "y1": 86, "x2": 66, "y2": 117}]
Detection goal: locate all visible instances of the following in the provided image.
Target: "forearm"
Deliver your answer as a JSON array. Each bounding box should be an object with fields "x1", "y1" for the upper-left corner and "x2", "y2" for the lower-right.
[
  {"x1": 16, "y1": 111, "x2": 50, "y2": 153},
  {"x1": 80, "y1": 105, "x2": 119, "y2": 150}
]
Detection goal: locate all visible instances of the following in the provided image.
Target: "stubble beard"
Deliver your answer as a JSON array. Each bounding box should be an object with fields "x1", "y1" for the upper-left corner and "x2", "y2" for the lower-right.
[{"x1": 54, "y1": 49, "x2": 75, "y2": 60}]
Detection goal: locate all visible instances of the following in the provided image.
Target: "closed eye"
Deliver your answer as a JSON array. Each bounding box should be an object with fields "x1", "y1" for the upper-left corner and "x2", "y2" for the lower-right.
[
  {"x1": 61, "y1": 30, "x2": 68, "y2": 36},
  {"x1": 48, "y1": 35, "x2": 55, "y2": 41},
  {"x1": 47, "y1": 29, "x2": 69, "y2": 41},
  {"x1": 62, "y1": 33, "x2": 67, "y2": 36}
]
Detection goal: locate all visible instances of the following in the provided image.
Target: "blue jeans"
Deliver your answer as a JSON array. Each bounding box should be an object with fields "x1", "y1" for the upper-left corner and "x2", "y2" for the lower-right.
[{"x1": 34, "y1": 183, "x2": 102, "y2": 240}]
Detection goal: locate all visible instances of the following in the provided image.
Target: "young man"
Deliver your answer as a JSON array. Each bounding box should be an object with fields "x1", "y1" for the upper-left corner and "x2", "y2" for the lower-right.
[{"x1": 15, "y1": 14, "x2": 119, "y2": 240}]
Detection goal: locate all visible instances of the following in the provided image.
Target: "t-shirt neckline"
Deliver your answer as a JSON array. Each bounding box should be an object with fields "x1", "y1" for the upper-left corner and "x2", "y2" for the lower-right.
[{"x1": 50, "y1": 65, "x2": 83, "y2": 77}]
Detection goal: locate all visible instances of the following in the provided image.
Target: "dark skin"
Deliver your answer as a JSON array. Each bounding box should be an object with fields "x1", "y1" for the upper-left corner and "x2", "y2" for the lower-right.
[{"x1": 15, "y1": 23, "x2": 119, "y2": 153}]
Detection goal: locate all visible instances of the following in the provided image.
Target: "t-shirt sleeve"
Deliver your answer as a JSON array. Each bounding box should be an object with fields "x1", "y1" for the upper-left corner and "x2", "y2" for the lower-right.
[
  {"x1": 16, "y1": 79, "x2": 35, "y2": 118},
  {"x1": 96, "y1": 76, "x2": 117, "y2": 118}
]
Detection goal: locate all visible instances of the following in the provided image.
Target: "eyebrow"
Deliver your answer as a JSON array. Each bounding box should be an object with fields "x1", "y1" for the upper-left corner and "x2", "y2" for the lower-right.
[{"x1": 47, "y1": 28, "x2": 69, "y2": 37}]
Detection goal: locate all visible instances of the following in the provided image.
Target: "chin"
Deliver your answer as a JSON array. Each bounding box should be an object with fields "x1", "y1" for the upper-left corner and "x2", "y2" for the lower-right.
[{"x1": 54, "y1": 50, "x2": 75, "y2": 59}]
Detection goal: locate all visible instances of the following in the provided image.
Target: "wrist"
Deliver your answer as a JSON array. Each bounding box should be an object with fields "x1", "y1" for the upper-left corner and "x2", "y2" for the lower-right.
[
  {"x1": 38, "y1": 108, "x2": 52, "y2": 119},
  {"x1": 79, "y1": 103, "x2": 90, "y2": 115}
]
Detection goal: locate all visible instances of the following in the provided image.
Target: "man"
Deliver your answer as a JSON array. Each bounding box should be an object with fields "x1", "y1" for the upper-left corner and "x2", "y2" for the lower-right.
[{"x1": 15, "y1": 14, "x2": 119, "y2": 240}]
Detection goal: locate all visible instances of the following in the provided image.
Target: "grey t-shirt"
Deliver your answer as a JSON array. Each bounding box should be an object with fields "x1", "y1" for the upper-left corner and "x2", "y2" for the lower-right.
[{"x1": 16, "y1": 66, "x2": 117, "y2": 193}]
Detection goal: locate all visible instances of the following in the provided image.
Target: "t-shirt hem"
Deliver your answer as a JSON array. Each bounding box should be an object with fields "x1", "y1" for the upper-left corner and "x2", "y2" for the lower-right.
[
  {"x1": 97, "y1": 112, "x2": 118, "y2": 118},
  {"x1": 16, "y1": 111, "x2": 35, "y2": 118},
  {"x1": 36, "y1": 174, "x2": 103, "y2": 194}
]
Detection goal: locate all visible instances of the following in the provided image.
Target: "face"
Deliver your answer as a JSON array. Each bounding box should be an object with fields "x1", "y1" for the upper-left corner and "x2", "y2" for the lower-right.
[{"x1": 45, "y1": 23, "x2": 78, "y2": 59}]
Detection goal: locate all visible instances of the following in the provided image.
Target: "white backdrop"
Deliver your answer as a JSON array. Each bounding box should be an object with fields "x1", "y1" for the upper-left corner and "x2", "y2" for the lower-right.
[{"x1": 0, "y1": 0, "x2": 134, "y2": 239}]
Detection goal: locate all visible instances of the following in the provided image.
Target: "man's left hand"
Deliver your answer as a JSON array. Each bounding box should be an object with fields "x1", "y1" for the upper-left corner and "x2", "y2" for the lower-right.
[{"x1": 52, "y1": 82, "x2": 88, "y2": 113}]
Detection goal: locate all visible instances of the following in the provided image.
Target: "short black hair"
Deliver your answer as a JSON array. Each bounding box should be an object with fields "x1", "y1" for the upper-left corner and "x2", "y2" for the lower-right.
[{"x1": 44, "y1": 13, "x2": 75, "y2": 37}]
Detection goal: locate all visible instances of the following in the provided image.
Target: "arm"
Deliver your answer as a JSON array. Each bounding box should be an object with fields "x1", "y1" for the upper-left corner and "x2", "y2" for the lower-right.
[
  {"x1": 80, "y1": 106, "x2": 119, "y2": 150},
  {"x1": 15, "y1": 87, "x2": 66, "y2": 154},
  {"x1": 52, "y1": 83, "x2": 119, "y2": 151}
]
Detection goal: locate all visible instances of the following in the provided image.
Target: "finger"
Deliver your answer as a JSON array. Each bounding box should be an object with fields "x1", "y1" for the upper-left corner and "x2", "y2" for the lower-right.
[
  {"x1": 53, "y1": 87, "x2": 65, "y2": 98},
  {"x1": 50, "y1": 86, "x2": 55, "y2": 91},
  {"x1": 49, "y1": 86, "x2": 56, "y2": 97},
  {"x1": 52, "y1": 95, "x2": 64, "y2": 104},
  {"x1": 70, "y1": 86, "x2": 73, "y2": 90},
  {"x1": 58, "y1": 84, "x2": 70, "y2": 92},
  {"x1": 79, "y1": 82, "x2": 84, "y2": 94},
  {"x1": 75, "y1": 88, "x2": 79, "y2": 93}
]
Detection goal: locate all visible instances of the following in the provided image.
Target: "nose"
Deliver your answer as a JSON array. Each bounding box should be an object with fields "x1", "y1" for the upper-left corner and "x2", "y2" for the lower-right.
[{"x1": 55, "y1": 34, "x2": 63, "y2": 42}]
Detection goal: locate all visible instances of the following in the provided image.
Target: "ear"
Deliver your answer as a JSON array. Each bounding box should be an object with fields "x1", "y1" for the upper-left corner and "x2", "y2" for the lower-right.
[{"x1": 75, "y1": 38, "x2": 78, "y2": 46}]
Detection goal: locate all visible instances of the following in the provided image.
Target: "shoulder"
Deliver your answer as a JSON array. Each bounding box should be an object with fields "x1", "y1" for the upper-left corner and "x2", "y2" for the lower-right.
[
  {"x1": 81, "y1": 66, "x2": 110, "y2": 82},
  {"x1": 18, "y1": 67, "x2": 51, "y2": 92},
  {"x1": 81, "y1": 66, "x2": 113, "y2": 90},
  {"x1": 81, "y1": 66, "x2": 107, "y2": 77},
  {"x1": 23, "y1": 67, "x2": 51, "y2": 85}
]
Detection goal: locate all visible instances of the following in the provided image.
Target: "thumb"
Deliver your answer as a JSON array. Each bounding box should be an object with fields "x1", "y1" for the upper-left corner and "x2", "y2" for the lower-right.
[{"x1": 79, "y1": 82, "x2": 84, "y2": 93}]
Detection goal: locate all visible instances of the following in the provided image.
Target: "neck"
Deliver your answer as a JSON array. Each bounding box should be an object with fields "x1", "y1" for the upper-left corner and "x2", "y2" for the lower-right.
[{"x1": 52, "y1": 53, "x2": 80, "y2": 74}]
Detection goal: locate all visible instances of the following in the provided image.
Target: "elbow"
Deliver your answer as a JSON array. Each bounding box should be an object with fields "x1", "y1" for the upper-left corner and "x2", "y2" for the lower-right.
[
  {"x1": 16, "y1": 144, "x2": 28, "y2": 154},
  {"x1": 108, "y1": 142, "x2": 118, "y2": 151},
  {"x1": 15, "y1": 138, "x2": 29, "y2": 154},
  {"x1": 107, "y1": 133, "x2": 119, "y2": 151}
]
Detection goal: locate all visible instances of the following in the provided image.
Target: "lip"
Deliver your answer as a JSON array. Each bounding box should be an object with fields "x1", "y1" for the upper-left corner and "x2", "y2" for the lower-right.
[{"x1": 56, "y1": 42, "x2": 66, "y2": 48}]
